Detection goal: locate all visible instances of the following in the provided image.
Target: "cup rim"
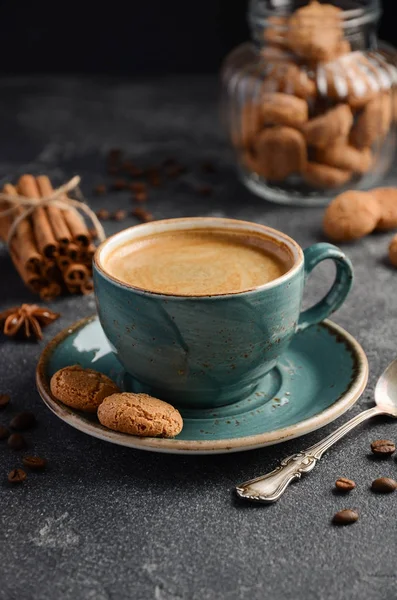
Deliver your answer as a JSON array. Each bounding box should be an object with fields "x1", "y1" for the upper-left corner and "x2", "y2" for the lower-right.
[{"x1": 94, "y1": 217, "x2": 304, "y2": 298}]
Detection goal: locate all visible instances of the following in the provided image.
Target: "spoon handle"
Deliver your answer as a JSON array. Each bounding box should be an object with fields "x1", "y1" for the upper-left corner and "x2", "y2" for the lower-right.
[{"x1": 236, "y1": 406, "x2": 382, "y2": 503}]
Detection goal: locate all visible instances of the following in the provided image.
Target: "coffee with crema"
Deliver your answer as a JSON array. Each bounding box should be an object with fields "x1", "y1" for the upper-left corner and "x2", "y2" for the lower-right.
[{"x1": 104, "y1": 228, "x2": 292, "y2": 295}]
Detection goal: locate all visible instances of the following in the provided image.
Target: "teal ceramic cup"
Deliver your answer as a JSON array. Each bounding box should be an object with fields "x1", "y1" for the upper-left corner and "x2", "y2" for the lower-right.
[{"x1": 93, "y1": 218, "x2": 353, "y2": 408}]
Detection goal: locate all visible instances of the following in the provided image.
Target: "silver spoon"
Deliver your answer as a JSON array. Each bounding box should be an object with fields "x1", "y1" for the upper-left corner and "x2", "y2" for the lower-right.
[{"x1": 236, "y1": 358, "x2": 397, "y2": 503}]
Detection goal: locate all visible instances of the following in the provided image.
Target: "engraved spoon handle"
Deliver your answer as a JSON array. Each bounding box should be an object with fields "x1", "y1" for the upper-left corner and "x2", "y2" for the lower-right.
[{"x1": 236, "y1": 406, "x2": 383, "y2": 503}]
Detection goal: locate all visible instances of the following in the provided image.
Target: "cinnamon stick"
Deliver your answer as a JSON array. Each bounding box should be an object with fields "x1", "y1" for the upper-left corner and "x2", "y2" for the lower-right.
[
  {"x1": 63, "y1": 207, "x2": 90, "y2": 247},
  {"x1": 17, "y1": 175, "x2": 57, "y2": 259},
  {"x1": 67, "y1": 242, "x2": 80, "y2": 261},
  {"x1": 1, "y1": 183, "x2": 43, "y2": 272},
  {"x1": 36, "y1": 175, "x2": 71, "y2": 247},
  {"x1": 40, "y1": 282, "x2": 62, "y2": 301},
  {"x1": 64, "y1": 263, "x2": 89, "y2": 286}
]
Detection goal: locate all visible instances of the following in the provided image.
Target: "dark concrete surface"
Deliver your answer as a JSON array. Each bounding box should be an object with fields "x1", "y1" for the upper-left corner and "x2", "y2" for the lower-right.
[{"x1": 0, "y1": 76, "x2": 397, "y2": 600}]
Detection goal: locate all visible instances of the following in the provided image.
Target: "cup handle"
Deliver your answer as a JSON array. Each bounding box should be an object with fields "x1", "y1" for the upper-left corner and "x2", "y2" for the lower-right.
[{"x1": 297, "y1": 243, "x2": 353, "y2": 333}]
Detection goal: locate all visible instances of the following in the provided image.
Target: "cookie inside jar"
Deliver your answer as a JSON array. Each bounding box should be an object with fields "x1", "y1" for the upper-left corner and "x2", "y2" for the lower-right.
[{"x1": 222, "y1": 0, "x2": 397, "y2": 206}]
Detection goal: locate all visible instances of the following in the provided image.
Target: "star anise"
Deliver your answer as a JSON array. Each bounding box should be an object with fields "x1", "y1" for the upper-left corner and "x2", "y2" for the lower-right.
[{"x1": 0, "y1": 304, "x2": 60, "y2": 340}]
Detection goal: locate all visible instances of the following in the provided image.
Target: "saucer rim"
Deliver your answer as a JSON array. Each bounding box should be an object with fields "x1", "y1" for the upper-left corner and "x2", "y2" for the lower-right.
[{"x1": 36, "y1": 315, "x2": 368, "y2": 455}]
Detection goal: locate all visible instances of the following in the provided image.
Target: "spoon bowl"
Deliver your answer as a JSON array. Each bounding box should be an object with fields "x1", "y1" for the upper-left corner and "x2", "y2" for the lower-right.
[{"x1": 375, "y1": 358, "x2": 397, "y2": 416}]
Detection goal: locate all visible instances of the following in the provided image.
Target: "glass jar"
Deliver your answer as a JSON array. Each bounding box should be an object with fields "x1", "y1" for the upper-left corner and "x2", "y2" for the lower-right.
[{"x1": 221, "y1": 0, "x2": 397, "y2": 206}]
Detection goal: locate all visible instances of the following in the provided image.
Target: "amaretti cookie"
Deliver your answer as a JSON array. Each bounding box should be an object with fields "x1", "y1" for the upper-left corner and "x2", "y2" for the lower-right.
[
  {"x1": 286, "y1": 1, "x2": 343, "y2": 63},
  {"x1": 254, "y1": 126, "x2": 307, "y2": 181},
  {"x1": 97, "y1": 393, "x2": 183, "y2": 438},
  {"x1": 323, "y1": 190, "x2": 381, "y2": 241},
  {"x1": 372, "y1": 188, "x2": 397, "y2": 231},
  {"x1": 303, "y1": 162, "x2": 352, "y2": 189},
  {"x1": 303, "y1": 104, "x2": 353, "y2": 149},
  {"x1": 262, "y1": 92, "x2": 308, "y2": 128},
  {"x1": 350, "y1": 92, "x2": 392, "y2": 148},
  {"x1": 50, "y1": 365, "x2": 120, "y2": 413},
  {"x1": 316, "y1": 144, "x2": 372, "y2": 174}
]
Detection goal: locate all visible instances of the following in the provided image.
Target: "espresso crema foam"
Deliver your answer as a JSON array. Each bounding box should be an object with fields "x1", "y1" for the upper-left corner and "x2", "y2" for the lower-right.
[{"x1": 104, "y1": 228, "x2": 292, "y2": 295}]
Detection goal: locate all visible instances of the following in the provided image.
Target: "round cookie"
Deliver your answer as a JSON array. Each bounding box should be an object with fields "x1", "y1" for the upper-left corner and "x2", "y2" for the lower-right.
[
  {"x1": 97, "y1": 393, "x2": 183, "y2": 438},
  {"x1": 388, "y1": 234, "x2": 397, "y2": 267},
  {"x1": 286, "y1": 1, "x2": 343, "y2": 63},
  {"x1": 50, "y1": 365, "x2": 120, "y2": 413},
  {"x1": 254, "y1": 126, "x2": 307, "y2": 181},
  {"x1": 262, "y1": 92, "x2": 308, "y2": 128},
  {"x1": 303, "y1": 104, "x2": 353, "y2": 149},
  {"x1": 323, "y1": 190, "x2": 381, "y2": 242},
  {"x1": 316, "y1": 144, "x2": 373, "y2": 174},
  {"x1": 303, "y1": 162, "x2": 352, "y2": 189},
  {"x1": 372, "y1": 188, "x2": 397, "y2": 231}
]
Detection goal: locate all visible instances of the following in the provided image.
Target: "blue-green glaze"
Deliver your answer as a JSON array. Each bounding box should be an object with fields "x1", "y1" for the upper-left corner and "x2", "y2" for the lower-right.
[
  {"x1": 41, "y1": 317, "x2": 364, "y2": 443},
  {"x1": 94, "y1": 235, "x2": 353, "y2": 408}
]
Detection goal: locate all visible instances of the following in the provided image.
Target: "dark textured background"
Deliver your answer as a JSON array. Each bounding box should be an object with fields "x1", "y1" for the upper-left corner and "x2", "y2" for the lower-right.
[
  {"x1": 0, "y1": 0, "x2": 395, "y2": 74},
  {"x1": 0, "y1": 75, "x2": 397, "y2": 600}
]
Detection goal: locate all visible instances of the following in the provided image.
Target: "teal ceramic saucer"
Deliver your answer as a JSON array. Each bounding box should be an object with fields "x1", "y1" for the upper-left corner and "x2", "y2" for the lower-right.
[{"x1": 36, "y1": 316, "x2": 368, "y2": 455}]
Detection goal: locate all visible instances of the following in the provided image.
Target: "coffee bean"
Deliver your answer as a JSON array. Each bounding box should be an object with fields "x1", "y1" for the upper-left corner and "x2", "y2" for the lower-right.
[
  {"x1": 133, "y1": 190, "x2": 148, "y2": 203},
  {"x1": 112, "y1": 209, "x2": 127, "y2": 222},
  {"x1": 129, "y1": 182, "x2": 146, "y2": 194},
  {"x1": 93, "y1": 184, "x2": 106, "y2": 196},
  {"x1": 107, "y1": 148, "x2": 122, "y2": 163},
  {"x1": 7, "y1": 468, "x2": 27, "y2": 484},
  {"x1": 335, "y1": 477, "x2": 356, "y2": 492},
  {"x1": 371, "y1": 477, "x2": 397, "y2": 493},
  {"x1": 132, "y1": 207, "x2": 153, "y2": 222},
  {"x1": 10, "y1": 412, "x2": 36, "y2": 431},
  {"x1": 112, "y1": 179, "x2": 128, "y2": 191},
  {"x1": 96, "y1": 209, "x2": 110, "y2": 221},
  {"x1": 332, "y1": 509, "x2": 359, "y2": 525},
  {"x1": 22, "y1": 456, "x2": 47, "y2": 470},
  {"x1": 0, "y1": 425, "x2": 9, "y2": 440},
  {"x1": 7, "y1": 433, "x2": 26, "y2": 450},
  {"x1": 0, "y1": 394, "x2": 10, "y2": 409},
  {"x1": 370, "y1": 439, "x2": 395, "y2": 456}
]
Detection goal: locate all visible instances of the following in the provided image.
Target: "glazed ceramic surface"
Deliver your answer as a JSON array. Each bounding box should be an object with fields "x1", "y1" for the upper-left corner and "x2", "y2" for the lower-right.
[
  {"x1": 36, "y1": 316, "x2": 368, "y2": 455},
  {"x1": 93, "y1": 218, "x2": 353, "y2": 408}
]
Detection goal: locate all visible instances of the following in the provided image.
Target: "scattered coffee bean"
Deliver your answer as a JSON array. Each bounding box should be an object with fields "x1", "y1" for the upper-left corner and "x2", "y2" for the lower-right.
[
  {"x1": 7, "y1": 468, "x2": 27, "y2": 484},
  {"x1": 22, "y1": 455, "x2": 47, "y2": 470},
  {"x1": 332, "y1": 509, "x2": 359, "y2": 526},
  {"x1": 197, "y1": 184, "x2": 213, "y2": 196},
  {"x1": 7, "y1": 433, "x2": 26, "y2": 450},
  {"x1": 112, "y1": 179, "x2": 128, "y2": 191},
  {"x1": 93, "y1": 184, "x2": 107, "y2": 196},
  {"x1": 129, "y1": 182, "x2": 146, "y2": 193},
  {"x1": 370, "y1": 439, "x2": 395, "y2": 456},
  {"x1": 10, "y1": 411, "x2": 36, "y2": 431},
  {"x1": 0, "y1": 425, "x2": 10, "y2": 440},
  {"x1": 335, "y1": 477, "x2": 356, "y2": 492},
  {"x1": 132, "y1": 207, "x2": 153, "y2": 223},
  {"x1": 0, "y1": 394, "x2": 10, "y2": 409},
  {"x1": 112, "y1": 209, "x2": 127, "y2": 222},
  {"x1": 371, "y1": 477, "x2": 397, "y2": 493},
  {"x1": 201, "y1": 161, "x2": 216, "y2": 174},
  {"x1": 133, "y1": 191, "x2": 148, "y2": 203},
  {"x1": 96, "y1": 209, "x2": 110, "y2": 221}
]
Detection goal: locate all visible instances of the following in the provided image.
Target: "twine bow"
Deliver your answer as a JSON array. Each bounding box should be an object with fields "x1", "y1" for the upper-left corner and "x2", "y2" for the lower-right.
[{"x1": 0, "y1": 175, "x2": 106, "y2": 246}]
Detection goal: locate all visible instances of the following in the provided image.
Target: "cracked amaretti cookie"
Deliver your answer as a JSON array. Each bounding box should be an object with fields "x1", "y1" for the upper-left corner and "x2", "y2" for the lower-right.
[
  {"x1": 50, "y1": 365, "x2": 120, "y2": 413},
  {"x1": 97, "y1": 392, "x2": 183, "y2": 438}
]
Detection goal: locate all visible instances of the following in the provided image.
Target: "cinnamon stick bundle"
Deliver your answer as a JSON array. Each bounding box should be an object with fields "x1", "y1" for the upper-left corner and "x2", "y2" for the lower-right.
[{"x1": 0, "y1": 174, "x2": 98, "y2": 299}]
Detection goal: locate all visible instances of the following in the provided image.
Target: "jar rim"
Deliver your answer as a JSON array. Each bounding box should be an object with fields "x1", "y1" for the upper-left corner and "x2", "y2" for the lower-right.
[{"x1": 248, "y1": 0, "x2": 382, "y2": 30}]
